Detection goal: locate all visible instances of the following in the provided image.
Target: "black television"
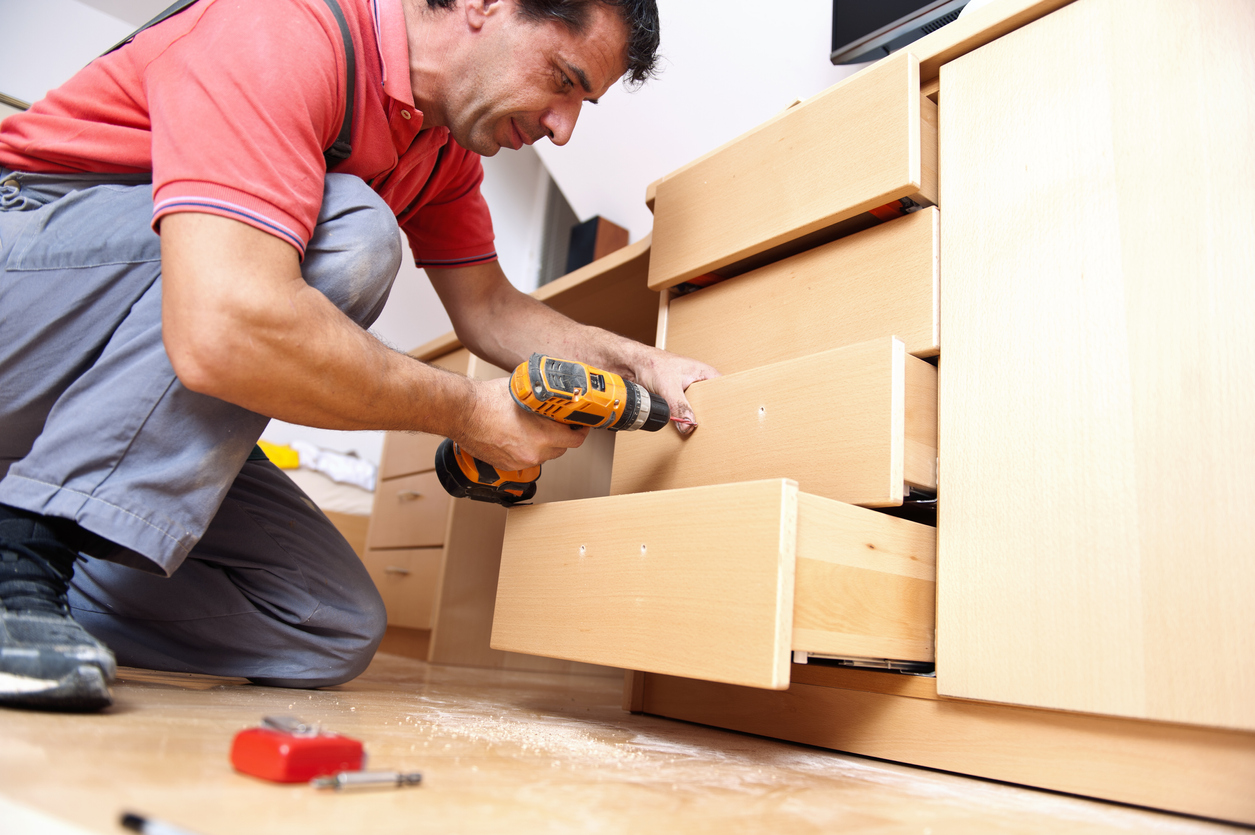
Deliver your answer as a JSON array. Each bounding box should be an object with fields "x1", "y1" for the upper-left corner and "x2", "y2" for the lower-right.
[{"x1": 831, "y1": 0, "x2": 969, "y2": 65}]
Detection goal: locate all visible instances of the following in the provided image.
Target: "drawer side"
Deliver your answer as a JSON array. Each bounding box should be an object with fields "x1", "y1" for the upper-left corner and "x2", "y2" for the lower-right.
[{"x1": 793, "y1": 494, "x2": 936, "y2": 661}]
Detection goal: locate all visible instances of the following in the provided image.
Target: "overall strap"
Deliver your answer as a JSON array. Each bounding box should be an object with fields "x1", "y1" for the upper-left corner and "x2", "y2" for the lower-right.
[{"x1": 102, "y1": 0, "x2": 355, "y2": 168}]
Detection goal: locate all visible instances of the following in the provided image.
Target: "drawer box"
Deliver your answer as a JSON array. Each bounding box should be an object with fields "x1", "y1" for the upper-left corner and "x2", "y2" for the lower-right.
[
  {"x1": 649, "y1": 50, "x2": 938, "y2": 291},
  {"x1": 491, "y1": 479, "x2": 936, "y2": 690},
  {"x1": 366, "y1": 471, "x2": 451, "y2": 550},
  {"x1": 361, "y1": 547, "x2": 442, "y2": 630},
  {"x1": 665, "y1": 208, "x2": 939, "y2": 372},
  {"x1": 610, "y1": 338, "x2": 937, "y2": 507}
]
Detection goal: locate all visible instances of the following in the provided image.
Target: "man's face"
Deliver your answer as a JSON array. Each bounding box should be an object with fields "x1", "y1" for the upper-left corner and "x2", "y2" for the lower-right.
[{"x1": 444, "y1": 1, "x2": 629, "y2": 156}]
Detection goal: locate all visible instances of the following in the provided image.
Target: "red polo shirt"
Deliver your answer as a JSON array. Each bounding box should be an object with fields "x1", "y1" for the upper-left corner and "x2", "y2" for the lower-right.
[{"x1": 0, "y1": 0, "x2": 496, "y2": 268}]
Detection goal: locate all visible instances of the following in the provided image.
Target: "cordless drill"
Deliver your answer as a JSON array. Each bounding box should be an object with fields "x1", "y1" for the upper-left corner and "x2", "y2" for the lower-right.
[{"x1": 435, "y1": 354, "x2": 670, "y2": 506}]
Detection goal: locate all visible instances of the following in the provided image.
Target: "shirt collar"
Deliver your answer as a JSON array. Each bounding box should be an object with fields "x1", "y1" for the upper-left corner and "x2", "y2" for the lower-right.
[{"x1": 375, "y1": 0, "x2": 417, "y2": 108}]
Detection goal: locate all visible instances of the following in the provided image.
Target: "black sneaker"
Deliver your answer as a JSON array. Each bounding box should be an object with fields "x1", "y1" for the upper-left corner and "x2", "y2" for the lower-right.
[{"x1": 0, "y1": 512, "x2": 116, "y2": 711}]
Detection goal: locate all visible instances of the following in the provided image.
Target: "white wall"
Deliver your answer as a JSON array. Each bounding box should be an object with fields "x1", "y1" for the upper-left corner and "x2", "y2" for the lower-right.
[{"x1": 0, "y1": 0, "x2": 135, "y2": 104}]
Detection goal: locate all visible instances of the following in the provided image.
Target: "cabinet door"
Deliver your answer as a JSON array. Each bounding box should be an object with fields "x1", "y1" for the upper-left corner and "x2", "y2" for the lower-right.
[{"x1": 937, "y1": 0, "x2": 1255, "y2": 730}]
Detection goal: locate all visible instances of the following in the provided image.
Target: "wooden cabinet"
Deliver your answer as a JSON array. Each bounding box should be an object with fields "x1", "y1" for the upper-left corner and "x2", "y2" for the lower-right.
[
  {"x1": 935, "y1": 0, "x2": 1255, "y2": 732},
  {"x1": 486, "y1": 0, "x2": 1255, "y2": 823}
]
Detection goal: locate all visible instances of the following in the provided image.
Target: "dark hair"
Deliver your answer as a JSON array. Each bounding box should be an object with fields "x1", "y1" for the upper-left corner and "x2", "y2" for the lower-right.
[{"x1": 426, "y1": 0, "x2": 660, "y2": 86}]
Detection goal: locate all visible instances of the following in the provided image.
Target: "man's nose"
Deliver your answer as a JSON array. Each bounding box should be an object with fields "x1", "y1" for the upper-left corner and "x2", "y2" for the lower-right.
[{"x1": 541, "y1": 99, "x2": 582, "y2": 146}]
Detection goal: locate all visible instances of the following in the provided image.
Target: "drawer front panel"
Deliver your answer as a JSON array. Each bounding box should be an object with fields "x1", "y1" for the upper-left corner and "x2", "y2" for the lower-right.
[
  {"x1": 362, "y1": 547, "x2": 442, "y2": 630},
  {"x1": 491, "y1": 480, "x2": 936, "y2": 689},
  {"x1": 493, "y1": 480, "x2": 799, "y2": 690},
  {"x1": 610, "y1": 338, "x2": 938, "y2": 506},
  {"x1": 366, "y1": 471, "x2": 451, "y2": 550},
  {"x1": 378, "y1": 431, "x2": 443, "y2": 481},
  {"x1": 666, "y1": 208, "x2": 939, "y2": 373},
  {"x1": 649, "y1": 51, "x2": 937, "y2": 290}
]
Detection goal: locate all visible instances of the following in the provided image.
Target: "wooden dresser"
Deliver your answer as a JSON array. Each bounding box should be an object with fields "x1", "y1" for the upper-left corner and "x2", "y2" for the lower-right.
[{"x1": 487, "y1": 0, "x2": 1255, "y2": 824}]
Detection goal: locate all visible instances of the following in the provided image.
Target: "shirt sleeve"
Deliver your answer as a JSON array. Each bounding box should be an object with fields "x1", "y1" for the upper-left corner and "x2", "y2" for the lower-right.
[
  {"x1": 401, "y1": 143, "x2": 498, "y2": 270},
  {"x1": 145, "y1": 0, "x2": 347, "y2": 256}
]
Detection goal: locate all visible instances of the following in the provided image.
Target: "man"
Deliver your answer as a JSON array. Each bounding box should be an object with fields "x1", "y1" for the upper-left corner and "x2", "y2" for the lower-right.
[{"x1": 0, "y1": 0, "x2": 716, "y2": 711}]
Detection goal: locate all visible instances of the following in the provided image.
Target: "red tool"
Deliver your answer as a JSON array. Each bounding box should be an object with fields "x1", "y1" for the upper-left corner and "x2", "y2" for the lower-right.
[{"x1": 230, "y1": 716, "x2": 363, "y2": 783}]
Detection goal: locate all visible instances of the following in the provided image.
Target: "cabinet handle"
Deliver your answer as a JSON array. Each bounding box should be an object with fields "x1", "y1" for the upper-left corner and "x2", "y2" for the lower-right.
[
  {"x1": 385, "y1": 566, "x2": 411, "y2": 576},
  {"x1": 396, "y1": 490, "x2": 424, "y2": 501}
]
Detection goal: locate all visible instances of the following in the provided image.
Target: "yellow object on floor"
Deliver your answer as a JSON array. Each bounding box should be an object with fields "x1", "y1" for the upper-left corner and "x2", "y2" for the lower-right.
[{"x1": 256, "y1": 439, "x2": 299, "y2": 469}]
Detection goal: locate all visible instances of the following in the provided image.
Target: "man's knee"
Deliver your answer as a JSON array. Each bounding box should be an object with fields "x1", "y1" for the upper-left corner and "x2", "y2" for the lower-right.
[
  {"x1": 250, "y1": 588, "x2": 387, "y2": 689},
  {"x1": 304, "y1": 174, "x2": 402, "y2": 330}
]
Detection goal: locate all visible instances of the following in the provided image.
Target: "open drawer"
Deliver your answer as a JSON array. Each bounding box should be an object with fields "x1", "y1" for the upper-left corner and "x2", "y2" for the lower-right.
[
  {"x1": 491, "y1": 479, "x2": 935, "y2": 690},
  {"x1": 610, "y1": 337, "x2": 937, "y2": 507},
  {"x1": 648, "y1": 50, "x2": 938, "y2": 291}
]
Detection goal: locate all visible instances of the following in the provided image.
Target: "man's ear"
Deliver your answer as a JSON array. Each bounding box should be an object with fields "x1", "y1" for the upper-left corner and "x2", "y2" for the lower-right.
[{"x1": 465, "y1": 0, "x2": 505, "y2": 32}]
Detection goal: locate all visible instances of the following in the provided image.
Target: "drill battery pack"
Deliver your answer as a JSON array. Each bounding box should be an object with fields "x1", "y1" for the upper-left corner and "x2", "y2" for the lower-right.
[{"x1": 230, "y1": 716, "x2": 363, "y2": 783}]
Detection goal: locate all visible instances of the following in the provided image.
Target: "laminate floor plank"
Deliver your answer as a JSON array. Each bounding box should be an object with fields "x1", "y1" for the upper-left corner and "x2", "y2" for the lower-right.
[{"x1": 0, "y1": 653, "x2": 1238, "y2": 834}]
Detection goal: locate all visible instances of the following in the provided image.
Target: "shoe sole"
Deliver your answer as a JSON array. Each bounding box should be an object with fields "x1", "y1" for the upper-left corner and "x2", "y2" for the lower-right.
[{"x1": 0, "y1": 664, "x2": 113, "y2": 711}]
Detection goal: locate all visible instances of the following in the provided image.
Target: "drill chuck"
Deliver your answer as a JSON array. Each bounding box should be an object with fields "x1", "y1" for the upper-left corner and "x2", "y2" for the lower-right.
[{"x1": 614, "y1": 380, "x2": 670, "y2": 432}]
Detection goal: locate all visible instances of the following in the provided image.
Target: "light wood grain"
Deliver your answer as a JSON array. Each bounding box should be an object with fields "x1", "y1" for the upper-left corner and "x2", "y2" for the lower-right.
[
  {"x1": 610, "y1": 337, "x2": 937, "y2": 505},
  {"x1": 495, "y1": 481, "x2": 938, "y2": 686},
  {"x1": 361, "y1": 547, "x2": 442, "y2": 630},
  {"x1": 912, "y1": 0, "x2": 1078, "y2": 83},
  {"x1": 375, "y1": 624, "x2": 431, "y2": 659},
  {"x1": 793, "y1": 493, "x2": 935, "y2": 661},
  {"x1": 937, "y1": 0, "x2": 1255, "y2": 731},
  {"x1": 639, "y1": 671, "x2": 1255, "y2": 826},
  {"x1": 664, "y1": 208, "x2": 939, "y2": 372},
  {"x1": 532, "y1": 234, "x2": 658, "y2": 347},
  {"x1": 322, "y1": 509, "x2": 368, "y2": 558},
  {"x1": 363, "y1": 470, "x2": 451, "y2": 550},
  {"x1": 648, "y1": 50, "x2": 936, "y2": 290},
  {"x1": 493, "y1": 479, "x2": 800, "y2": 690},
  {"x1": 530, "y1": 423, "x2": 616, "y2": 506}
]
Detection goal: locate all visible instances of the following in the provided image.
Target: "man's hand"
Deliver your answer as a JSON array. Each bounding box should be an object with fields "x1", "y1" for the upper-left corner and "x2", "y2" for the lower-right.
[
  {"x1": 613, "y1": 348, "x2": 719, "y2": 436},
  {"x1": 457, "y1": 377, "x2": 590, "y2": 471}
]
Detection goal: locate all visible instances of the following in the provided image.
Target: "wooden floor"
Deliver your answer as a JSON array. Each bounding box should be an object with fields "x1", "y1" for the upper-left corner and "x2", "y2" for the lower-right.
[{"x1": 0, "y1": 652, "x2": 1243, "y2": 835}]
